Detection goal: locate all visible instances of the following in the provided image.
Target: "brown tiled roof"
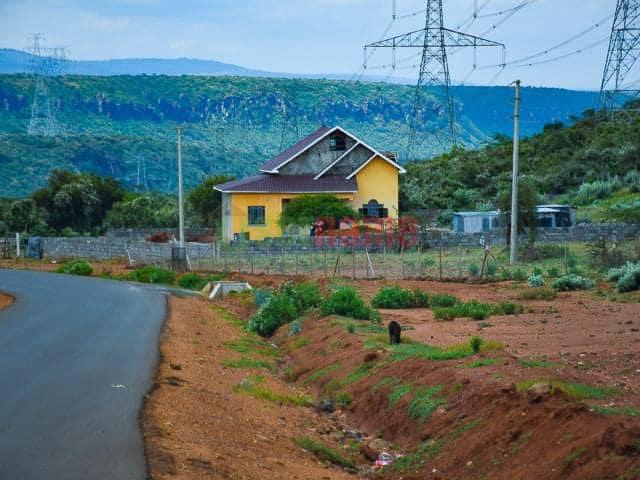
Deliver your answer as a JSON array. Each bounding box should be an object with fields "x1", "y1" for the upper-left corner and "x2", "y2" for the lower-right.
[
  {"x1": 214, "y1": 174, "x2": 357, "y2": 193},
  {"x1": 259, "y1": 126, "x2": 331, "y2": 172}
]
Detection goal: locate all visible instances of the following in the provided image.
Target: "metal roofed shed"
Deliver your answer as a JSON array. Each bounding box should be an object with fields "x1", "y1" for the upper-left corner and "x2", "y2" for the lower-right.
[
  {"x1": 535, "y1": 204, "x2": 575, "y2": 228},
  {"x1": 452, "y1": 211, "x2": 501, "y2": 233}
]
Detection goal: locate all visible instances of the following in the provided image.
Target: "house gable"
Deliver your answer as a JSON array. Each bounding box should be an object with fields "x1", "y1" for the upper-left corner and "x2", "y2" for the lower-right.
[{"x1": 277, "y1": 132, "x2": 359, "y2": 175}]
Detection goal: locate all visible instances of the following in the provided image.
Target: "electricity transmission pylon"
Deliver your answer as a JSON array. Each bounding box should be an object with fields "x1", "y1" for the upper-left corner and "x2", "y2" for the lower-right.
[
  {"x1": 278, "y1": 95, "x2": 300, "y2": 152},
  {"x1": 599, "y1": 0, "x2": 640, "y2": 116},
  {"x1": 27, "y1": 33, "x2": 66, "y2": 136},
  {"x1": 364, "y1": 0, "x2": 504, "y2": 158}
]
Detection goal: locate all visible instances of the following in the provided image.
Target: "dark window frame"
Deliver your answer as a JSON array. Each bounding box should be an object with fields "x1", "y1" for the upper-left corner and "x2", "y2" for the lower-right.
[
  {"x1": 329, "y1": 134, "x2": 346, "y2": 151},
  {"x1": 248, "y1": 206, "x2": 266, "y2": 226}
]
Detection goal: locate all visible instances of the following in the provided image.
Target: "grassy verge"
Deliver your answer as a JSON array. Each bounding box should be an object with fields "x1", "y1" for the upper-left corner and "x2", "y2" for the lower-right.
[{"x1": 294, "y1": 436, "x2": 356, "y2": 470}]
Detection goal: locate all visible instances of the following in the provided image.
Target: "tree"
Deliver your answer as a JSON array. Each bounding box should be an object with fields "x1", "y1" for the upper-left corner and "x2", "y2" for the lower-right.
[
  {"x1": 278, "y1": 194, "x2": 359, "y2": 230},
  {"x1": 2, "y1": 199, "x2": 48, "y2": 234},
  {"x1": 106, "y1": 194, "x2": 178, "y2": 229},
  {"x1": 187, "y1": 175, "x2": 234, "y2": 229},
  {"x1": 32, "y1": 169, "x2": 125, "y2": 234},
  {"x1": 496, "y1": 177, "x2": 539, "y2": 242}
]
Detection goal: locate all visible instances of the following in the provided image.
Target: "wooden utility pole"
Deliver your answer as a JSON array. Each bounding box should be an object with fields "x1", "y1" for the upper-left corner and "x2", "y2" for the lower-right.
[
  {"x1": 177, "y1": 126, "x2": 185, "y2": 248},
  {"x1": 509, "y1": 80, "x2": 521, "y2": 265}
]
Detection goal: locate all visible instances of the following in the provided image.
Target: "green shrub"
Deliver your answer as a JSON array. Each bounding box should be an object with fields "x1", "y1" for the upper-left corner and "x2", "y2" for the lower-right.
[
  {"x1": 249, "y1": 293, "x2": 298, "y2": 337},
  {"x1": 527, "y1": 274, "x2": 545, "y2": 287},
  {"x1": 433, "y1": 307, "x2": 456, "y2": 321},
  {"x1": 430, "y1": 294, "x2": 459, "y2": 308},
  {"x1": 126, "y1": 265, "x2": 175, "y2": 284},
  {"x1": 372, "y1": 285, "x2": 416, "y2": 308},
  {"x1": 547, "y1": 267, "x2": 560, "y2": 277},
  {"x1": 512, "y1": 268, "x2": 527, "y2": 281},
  {"x1": 57, "y1": 259, "x2": 93, "y2": 276},
  {"x1": 176, "y1": 272, "x2": 225, "y2": 290},
  {"x1": 486, "y1": 262, "x2": 497, "y2": 276},
  {"x1": 624, "y1": 170, "x2": 640, "y2": 192},
  {"x1": 492, "y1": 301, "x2": 524, "y2": 315},
  {"x1": 346, "y1": 323, "x2": 355, "y2": 334},
  {"x1": 470, "y1": 336, "x2": 482, "y2": 353},
  {"x1": 371, "y1": 286, "x2": 430, "y2": 309},
  {"x1": 280, "y1": 282, "x2": 322, "y2": 312},
  {"x1": 408, "y1": 386, "x2": 445, "y2": 421},
  {"x1": 253, "y1": 289, "x2": 273, "y2": 307},
  {"x1": 321, "y1": 286, "x2": 379, "y2": 320},
  {"x1": 575, "y1": 179, "x2": 618, "y2": 205},
  {"x1": 607, "y1": 261, "x2": 640, "y2": 293},
  {"x1": 433, "y1": 300, "x2": 493, "y2": 321},
  {"x1": 468, "y1": 263, "x2": 480, "y2": 277},
  {"x1": 553, "y1": 274, "x2": 595, "y2": 291},
  {"x1": 335, "y1": 392, "x2": 353, "y2": 407}
]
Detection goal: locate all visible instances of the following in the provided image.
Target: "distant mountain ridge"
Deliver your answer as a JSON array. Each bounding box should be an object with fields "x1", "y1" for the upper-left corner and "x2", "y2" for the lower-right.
[{"x1": 0, "y1": 48, "x2": 416, "y2": 84}]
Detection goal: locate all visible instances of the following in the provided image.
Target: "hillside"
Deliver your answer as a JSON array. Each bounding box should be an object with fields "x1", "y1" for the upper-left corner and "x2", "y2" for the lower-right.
[
  {"x1": 0, "y1": 74, "x2": 598, "y2": 197},
  {"x1": 401, "y1": 105, "x2": 640, "y2": 222}
]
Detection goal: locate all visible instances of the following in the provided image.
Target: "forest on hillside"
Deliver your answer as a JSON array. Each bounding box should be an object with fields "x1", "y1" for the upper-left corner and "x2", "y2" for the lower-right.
[{"x1": 0, "y1": 74, "x2": 598, "y2": 197}]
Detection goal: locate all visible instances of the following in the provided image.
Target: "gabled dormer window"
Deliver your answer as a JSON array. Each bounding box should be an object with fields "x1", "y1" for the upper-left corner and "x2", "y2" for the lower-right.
[{"x1": 329, "y1": 133, "x2": 346, "y2": 151}]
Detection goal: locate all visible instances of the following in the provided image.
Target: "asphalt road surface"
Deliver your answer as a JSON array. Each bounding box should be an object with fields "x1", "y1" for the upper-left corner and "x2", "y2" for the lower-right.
[{"x1": 0, "y1": 269, "x2": 166, "y2": 480}]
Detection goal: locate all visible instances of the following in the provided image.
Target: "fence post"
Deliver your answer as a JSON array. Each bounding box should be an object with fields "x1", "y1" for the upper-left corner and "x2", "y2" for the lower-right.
[
  {"x1": 401, "y1": 244, "x2": 405, "y2": 279},
  {"x1": 352, "y1": 247, "x2": 356, "y2": 280},
  {"x1": 323, "y1": 241, "x2": 328, "y2": 277},
  {"x1": 439, "y1": 234, "x2": 443, "y2": 281}
]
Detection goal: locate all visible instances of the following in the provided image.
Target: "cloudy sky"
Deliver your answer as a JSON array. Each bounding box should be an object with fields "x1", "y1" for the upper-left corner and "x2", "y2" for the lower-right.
[{"x1": 0, "y1": 0, "x2": 621, "y2": 90}]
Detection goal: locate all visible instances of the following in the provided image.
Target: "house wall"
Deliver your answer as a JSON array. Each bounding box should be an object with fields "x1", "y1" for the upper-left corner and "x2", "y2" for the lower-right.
[
  {"x1": 352, "y1": 156, "x2": 399, "y2": 219},
  {"x1": 278, "y1": 135, "x2": 357, "y2": 175},
  {"x1": 226, "y1": 192, "x2": 355, "y2": 241}
]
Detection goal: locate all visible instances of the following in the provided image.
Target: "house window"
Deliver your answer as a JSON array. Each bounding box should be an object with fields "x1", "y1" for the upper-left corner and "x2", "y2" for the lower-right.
[
  {"x1": 359, "y1": 199, "x2": 388, "y2": 219},
  {"x1": 329, "y1": 134, "x2": 346, "y2": 151},
  {"x1": 248, "y1": 206, "x2": 266, "y2": 226}
]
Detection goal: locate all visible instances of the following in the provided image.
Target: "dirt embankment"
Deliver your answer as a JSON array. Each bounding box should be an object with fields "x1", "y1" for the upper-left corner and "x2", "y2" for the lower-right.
[
  {"x1": 0, "y1": 293, "x2": 14, "y2": 309},
  {"x1": 142, "y1": 294, "x2": 354, "y2": 480},
  {"x1": 143, "y1": 275, "x2": 640, "y2": 480}
]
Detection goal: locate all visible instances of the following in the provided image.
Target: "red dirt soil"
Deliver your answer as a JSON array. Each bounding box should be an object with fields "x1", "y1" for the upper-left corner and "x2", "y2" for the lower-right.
[
  {"x1": 142, "y1": 295, "x2": 354, "y2": 480},
  {"x1": 0, "y1": 293, "x2": 14, "y2": 309}
]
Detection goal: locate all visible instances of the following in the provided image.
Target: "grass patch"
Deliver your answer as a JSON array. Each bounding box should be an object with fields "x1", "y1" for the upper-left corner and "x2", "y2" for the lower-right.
[
  {"x1": 563, "y1": 447, "x2": 587, "y2": 464},
  {"x1": 335, "y1": 392, "x2": 353, "y2": 407},
  {"x1": 303, "y1": 362, "x2": 341, "y2": 386},
  {"x1": 408, "y1": 385, "x2": 446, "y2": 421},
  {"x1": 222, "y1": 357, "x2": 273, "y2": 370},
  {"x1": 519, "y1": 286, "x2": 557, "y2": 300},
  {"x1": 343, "y1": 361, "x2": 378, "y2": 385},
  {"x1": 177, "y1": 272, "x2": 226, "y2": 290},
  {"x1": 460, "y1": 358, "x2": 498, "y2": 369},
  {"x1": 518, "y1": 357, "x2": 563, "y2": 369},
  {"x1": 211, "y1": 304, "x2": 245, "y2": 328},
  {"x1": 126, "y1": 265, "x2": 175, "y2": 284},
  {"x1": 388, "y1": 383, "x2": 413, "y2": 407},
  {"x1": 235, "y1": 378, "x2": 310, "y2": 406},
  {"x1": 287, "y1": 336, "x2": 310, "y2": 350},
  {"x1": 392, "y1": 419, "x2": 481, "y2": 472},
  {"x1": 593, "y1": 405, "x2": 640, "y2": 417},
  {"x1": 389, "y1": 338, "x2": 504, "y2": 363},
  {"x1": 373, "y1": 376, "x2": 402, "y2": 392},
  {"x1": 294, "y1": 436, "x2": 356, "y2": 470},
  {"x1": 223, "y1": 336, "x2": 279, "y2": 357},
  {"x1": 516, "y1": 380, "x2": 616, "y2": 400}
]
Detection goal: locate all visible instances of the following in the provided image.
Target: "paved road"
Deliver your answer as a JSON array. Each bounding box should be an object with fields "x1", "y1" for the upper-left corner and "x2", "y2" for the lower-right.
[{"x1": 0, "y1": 269, "x2": 166, "y2": 480}]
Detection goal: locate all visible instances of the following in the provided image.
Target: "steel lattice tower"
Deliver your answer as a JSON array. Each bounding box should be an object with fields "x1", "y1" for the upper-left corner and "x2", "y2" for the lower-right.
[
  {"x1": 600, "y1": 0, "x2": 640, "y2": 115},
  {"x1": 365, "y1": 0, "x2": 503, "y2": 157},
  {"x1": 27, "y1": 34, "x2": 66, "y2": 136}
]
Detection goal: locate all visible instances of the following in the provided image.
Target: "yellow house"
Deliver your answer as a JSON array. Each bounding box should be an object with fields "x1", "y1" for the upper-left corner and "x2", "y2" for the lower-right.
[{"x1": 214, "y1": 126, "x2": 405, "y2": 241}]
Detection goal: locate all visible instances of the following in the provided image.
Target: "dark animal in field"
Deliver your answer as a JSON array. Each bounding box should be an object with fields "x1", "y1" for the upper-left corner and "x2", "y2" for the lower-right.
[{"x1": 388, "y1": 321, "x2": 401, "y2": 345}]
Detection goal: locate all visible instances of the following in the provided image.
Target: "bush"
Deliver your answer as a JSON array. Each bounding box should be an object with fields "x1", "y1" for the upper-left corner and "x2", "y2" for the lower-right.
[
  {"x1": 346, "y1": 323, "x2": 356, "y2": 334},
  {"x1": 433, "y1": 300, "x2": 492, "y2": 321},
  {"x1": 492, "y1": 302, "x2": 524, "y2": 315},
  {"x1": 607, "y1": 261, "x2": 640, "y2": 292},
  {"x1": 519, "y1": 286, "x2": 557, "y2": 300},
  {"x1": 430, "y1": 294, "x2": 459, "y2": 308},
  {"x1": 470, "y1": 336, "x2": 482, "y2": 354},
  {"x1": 553, "y1": 274, "x2": 595, "y2": 292},
  {"x1": 372, "y1": 285, "x2": 416, "y2": 309},
  {"x1": 547, "y1": 267, "x2": 560, "y2": 278},
  {"x1": 249, "y1": 293, "x2": 298, "y2": 337},
  {"x1": 57, "y1": 259, "x2": 93, "y2": 276},
  {"x1": 574, "y1": 179, "x2": 618, "y2": 205},
  {"x1": 249, "y1": 282, "x2": 322, "y2": 337},
  {"x1": 321, "y1": 286, "x2": 379, "y2": 321},
  {"x1": 527, "y1": 274, "x2": 545, "y2": 287},
  {"x1": 468, "y1": 263, "x2": 480, "y2": 277},
  {"x1": 512, "y1": 268, "x2": 527, "y2": 281},
  {"x1": 624, "y1": 170, "x2": 640, "y2": 192},
  {"x1": 126, "y1": 266, "x2": 176, "y2": 284},
  {"x1": 176, "y1": 272, "x2": 225, "y2": 290},
  {"x1": 371, "y1": 286, "x2": 430, "y2": 309},
  {"x1": 486, "y1": 262, "x2": 497, "y2": 276}
]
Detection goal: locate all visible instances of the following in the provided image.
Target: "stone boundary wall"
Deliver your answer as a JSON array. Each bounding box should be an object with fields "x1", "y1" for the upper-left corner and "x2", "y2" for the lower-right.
[{"x1": 2, "y1": 223, "x2": 637, "y2": 264}]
